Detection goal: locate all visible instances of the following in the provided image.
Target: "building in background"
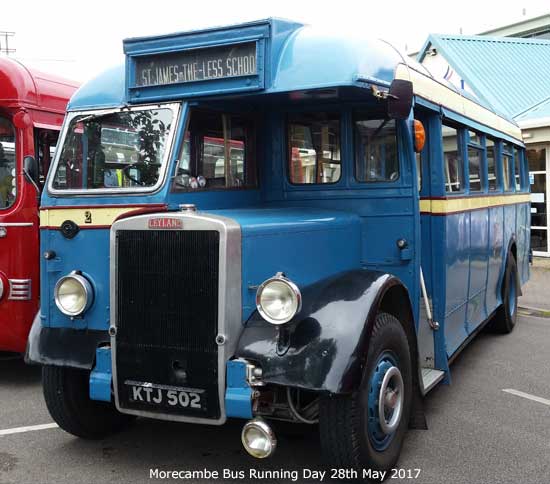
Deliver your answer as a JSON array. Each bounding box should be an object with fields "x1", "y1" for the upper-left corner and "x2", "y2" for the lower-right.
[
  {"x1": 416, "y1": 18, "x2": 550, "y2": 257},
  {"x1": 479, "y1": 13, "x2": 550, "y2": 39}
]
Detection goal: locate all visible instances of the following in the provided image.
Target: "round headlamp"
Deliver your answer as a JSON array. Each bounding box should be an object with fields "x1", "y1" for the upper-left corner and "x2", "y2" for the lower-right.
[
  {"x1": 241, "y1": 418, "x2": 277, "y2": 458},
  {"x1": 256, "y1": 273, "x2": 301, "y2": 325},
  {"x1": 54, "y1": 272, "x2": 93, "y2": 317}
]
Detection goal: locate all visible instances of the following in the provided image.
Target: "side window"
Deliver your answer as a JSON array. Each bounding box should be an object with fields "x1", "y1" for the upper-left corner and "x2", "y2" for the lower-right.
[
  {"x1": 174, "y1": 110, "x2": 257, "y2": 191},
  {"x1": 0, "y1": 117, "x2": 16, "y2": 209},
  {"x1": 502, "y1": 144, "x2": 513, "y2": 192},
  {"x1": 514, "y1": 147, "x2": 522, "y2": 191},
  {"x1": 354, "y1": 116, "x2": 399, "y2": 183},
  {"x1": 467, "y1": 131, "x2": 482, "y2": 192},
  {"x1": 442, "y1": 124, "x2": 463, "y2": 193},
  {"x1": 35, "y1": 129, "x2": 60, "y2": 185},
  {"x1": 486, "y1": 138, "x2": 498, "y2": 191},
  {"x1": 521, "y1": 148, "x2": 529, "y2": 191},
  {"x1": 288, "y1": 113, "x2": 341, "y2": 184}
]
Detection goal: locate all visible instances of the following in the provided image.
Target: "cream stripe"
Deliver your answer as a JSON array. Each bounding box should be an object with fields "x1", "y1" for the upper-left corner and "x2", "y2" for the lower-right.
[
  {"x1": 419, "y1": 194, "x2": 531, "y2": 214},
  {"x1": 40, "y1": 206, "x2": 147, "y2": 228},
  {"x1": 395, "y1": 64, "x2": 523, "y2": 142}
]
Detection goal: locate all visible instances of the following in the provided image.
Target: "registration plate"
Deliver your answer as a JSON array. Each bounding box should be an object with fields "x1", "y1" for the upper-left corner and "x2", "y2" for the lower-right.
[{"x1": 125, "y1": 380, "x2": 204, "y2": 410}]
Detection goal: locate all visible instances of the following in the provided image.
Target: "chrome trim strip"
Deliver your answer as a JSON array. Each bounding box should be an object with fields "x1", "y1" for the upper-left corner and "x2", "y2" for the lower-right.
[
  {"x1": 46, "y1": 103, "x2": 181, "y2": 196},
  {"x1": 8, "y1": 279, "x2": 32, "y2": 301},
  {"x1": 0, "y1": 223, "x2": 33, "y2": 227},
  {"x1": 110, "y1": 210, "x2": 242, "y2": 425}
]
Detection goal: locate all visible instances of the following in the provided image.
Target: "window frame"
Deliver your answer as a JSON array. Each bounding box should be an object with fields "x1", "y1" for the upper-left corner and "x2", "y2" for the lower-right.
[
  {"x1": 466, "y1": 130, "x2": 484, "y2": 193},
  {"x1": 286, "y1": 111, "x2": 343, "y2": 187},
  {"x1": 513, "y1": 146, "x2": 526, "y2": 192},
  {"x1": 442, "y1": 121, "x2": 465, "y2": 195},
  {"x1": 47, "y1": 103, "x2": 181, "y2": 196},
  {"x1": 502, "y1": 143, "x2": 514, "y2": 192},
  {"x1": 171, "y1": 108, "x2": 259, "y2": 193},
  {"x1": 0, "y1": 115, "x2": 17, "y2": 210},
  {"x1": 485, "y1": 136, "x2": 499, "y2": 193},
  {"x1": 523, "y1": 148, "x2": 529, "y2": 191},
  {"x1": 352, "y1": 115, "x2": 401, "y2": 185}
]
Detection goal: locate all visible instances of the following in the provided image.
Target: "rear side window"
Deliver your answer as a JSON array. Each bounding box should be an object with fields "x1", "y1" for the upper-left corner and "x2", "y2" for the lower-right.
[
  {"x1": 354, "y1": 117, "x2": 399, "y2": 182},
  {"x1": 514, "y1": 148, "x2": 522, "y2": 191},
  {"x1": 466, "y1": 131, "x2": 482, "y2": 192},
  {"x1": 502, "y1": 144, "x2": 513, "y2": 192},
  {"x1": 288, "y1": 113, "x2": 341, "y2": 184},
  {"x1": 443, "y1": 124, "x2": 463, "y2": 193},
  {"x1": 486, "y1": 139, "x2": 497, "y2": 191}
]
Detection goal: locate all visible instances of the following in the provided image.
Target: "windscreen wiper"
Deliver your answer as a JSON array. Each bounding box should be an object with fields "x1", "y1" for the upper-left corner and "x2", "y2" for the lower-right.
[{"x1": 75, "y1": 111, "x2": 116, "y2": 124}]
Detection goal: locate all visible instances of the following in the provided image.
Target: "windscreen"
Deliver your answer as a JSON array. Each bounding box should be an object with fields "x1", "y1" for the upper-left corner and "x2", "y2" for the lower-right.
[{"x1": 51, "y1": 107, "x2": 174, "y2": 190}]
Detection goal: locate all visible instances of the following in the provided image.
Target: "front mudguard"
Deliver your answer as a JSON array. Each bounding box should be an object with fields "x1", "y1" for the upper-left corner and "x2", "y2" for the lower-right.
[
  {"x1": 25, "y1": 312, "x2": 109, "y2": 369},
  {"x1": 235, "y1": 269, "x2": 409, "y2": 394}
]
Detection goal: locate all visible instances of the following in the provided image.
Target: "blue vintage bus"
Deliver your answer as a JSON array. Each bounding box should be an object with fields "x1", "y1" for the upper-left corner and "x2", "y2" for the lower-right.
[{"x1": 27, "y1": 19, "x2": 530, "y2": 476}]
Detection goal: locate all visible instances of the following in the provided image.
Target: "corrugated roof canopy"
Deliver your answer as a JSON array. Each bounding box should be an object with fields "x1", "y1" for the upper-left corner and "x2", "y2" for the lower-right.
[{"x1": 418, "y1": 34, "x2": 550, "y2": 119}]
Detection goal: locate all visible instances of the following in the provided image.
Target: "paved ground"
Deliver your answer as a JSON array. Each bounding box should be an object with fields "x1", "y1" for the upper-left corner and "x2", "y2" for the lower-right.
[
  {"x1": 519, "y1": 258, "x2": 550, "y2": 313},
  {"x1": 1, "y1": 313, "x2": 549, "y2": 484}
]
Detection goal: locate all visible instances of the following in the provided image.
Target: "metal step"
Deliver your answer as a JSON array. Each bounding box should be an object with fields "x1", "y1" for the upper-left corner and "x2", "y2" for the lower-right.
[{"x1": 421, "y1": 368, "x2": 445, "y2": 394}]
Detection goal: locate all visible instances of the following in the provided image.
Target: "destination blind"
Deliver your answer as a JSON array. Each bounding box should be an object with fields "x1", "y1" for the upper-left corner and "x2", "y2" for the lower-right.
[{"x1": 134, "y1": 42, "x2": 257, "y2": 87}]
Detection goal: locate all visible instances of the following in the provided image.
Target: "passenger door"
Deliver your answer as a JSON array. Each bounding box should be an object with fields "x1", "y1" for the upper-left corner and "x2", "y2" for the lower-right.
[{"x1": 415, "y1": 109, "x2": 448, "y2": 381}]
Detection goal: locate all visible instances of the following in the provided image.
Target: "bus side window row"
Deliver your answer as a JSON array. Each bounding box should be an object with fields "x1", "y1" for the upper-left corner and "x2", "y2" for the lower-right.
[
  {"x1": 287, "y1": 112, "x2": 399, "y2": 185},
  {"x1": 442, "y1": 121, "x2": 528, "y2": 195}
]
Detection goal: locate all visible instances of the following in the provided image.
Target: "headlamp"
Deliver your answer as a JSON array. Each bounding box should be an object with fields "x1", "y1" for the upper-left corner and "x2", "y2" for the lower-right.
[
  {"x1": 256, "y1": 273, "x2": 301, "y2": 325},
  {"x1": 54, "y1": 272, "x2": 93, "y2": 317}
]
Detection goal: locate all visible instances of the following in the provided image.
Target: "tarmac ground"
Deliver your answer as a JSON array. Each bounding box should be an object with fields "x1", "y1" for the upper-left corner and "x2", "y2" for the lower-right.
[{"x1": 1, "y1": 312, "x2": 549, "y2": 484}]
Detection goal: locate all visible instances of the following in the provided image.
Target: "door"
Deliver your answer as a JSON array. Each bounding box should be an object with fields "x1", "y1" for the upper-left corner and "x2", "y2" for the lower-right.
[
  {"x1": 0, "y1": 115, "x2": 37, "y2": 352},
  {"x1": 527, "y1": 145, "x2": 548, "y2": 256},
  {"x1": 415, "y1": 110, "x2": 441, "y2": 370}
]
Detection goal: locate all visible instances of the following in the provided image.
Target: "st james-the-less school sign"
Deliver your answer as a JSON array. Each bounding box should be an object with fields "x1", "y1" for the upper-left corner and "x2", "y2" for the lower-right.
[{"x1": 135, "y1": 42, "x2": 257, "y2": 87}]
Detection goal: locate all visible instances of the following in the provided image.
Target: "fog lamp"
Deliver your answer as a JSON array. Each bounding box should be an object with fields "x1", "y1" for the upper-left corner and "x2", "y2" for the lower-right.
[
  {"x1": 241, "y1": 418, "x2": 277, "y2": 458},
  {"x1": 54, "y1": 272, "x2": 93, "y2": 317},
  {"x1": 256, "y1": 273, "x2": 301, "y2": 325}
]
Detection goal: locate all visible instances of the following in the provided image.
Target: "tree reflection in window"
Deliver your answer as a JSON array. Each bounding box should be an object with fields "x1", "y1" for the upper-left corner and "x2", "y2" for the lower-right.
[{"x1": 53, "y1": 108, "x2": 172, "y2": 190}]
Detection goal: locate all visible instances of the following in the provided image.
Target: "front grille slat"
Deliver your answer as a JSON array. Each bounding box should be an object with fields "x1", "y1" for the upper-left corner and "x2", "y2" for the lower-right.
[{"x1": 115, "y1": 230, "x2": 220, "y2": 419}]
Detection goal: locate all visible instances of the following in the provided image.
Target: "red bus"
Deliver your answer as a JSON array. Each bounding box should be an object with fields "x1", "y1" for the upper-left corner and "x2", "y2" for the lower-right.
[{"x1": 0, "y1": 57, "x2": 78, "y2": 353}]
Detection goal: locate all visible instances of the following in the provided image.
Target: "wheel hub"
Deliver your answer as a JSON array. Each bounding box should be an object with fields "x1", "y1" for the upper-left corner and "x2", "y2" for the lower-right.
[
  {"x1": 378, "y1": 366, "x2": 404, "y2": 435},
  {"x1": 367, "y1": 353, "x2": 404, "y2": 451}
]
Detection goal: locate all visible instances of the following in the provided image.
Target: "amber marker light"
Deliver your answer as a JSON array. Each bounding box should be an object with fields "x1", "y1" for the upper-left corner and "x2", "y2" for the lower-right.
[{"x1": 414, "y1": 119, "x2": 426, "y2": 153}]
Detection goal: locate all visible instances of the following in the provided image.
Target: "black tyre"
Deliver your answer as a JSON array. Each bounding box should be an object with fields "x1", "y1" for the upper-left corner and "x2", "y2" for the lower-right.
[
  {"x1": 490, "y1": 254, "x2": 518, "y2": 334},
  {"x1": 320, "y1": 312, "x2": 412, "y2": 481},
  {"x1": 42, "y1": 365, "x2": 134, "y2": 439}
]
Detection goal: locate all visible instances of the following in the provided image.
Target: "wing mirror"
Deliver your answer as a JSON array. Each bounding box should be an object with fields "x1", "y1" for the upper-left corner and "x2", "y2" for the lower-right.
[
  {"x1": 23, "y1": 155, "x2": 41, "y2": 191},
  {"x1": 387, "y1": 79, "x2": 413, "y2": 120}
]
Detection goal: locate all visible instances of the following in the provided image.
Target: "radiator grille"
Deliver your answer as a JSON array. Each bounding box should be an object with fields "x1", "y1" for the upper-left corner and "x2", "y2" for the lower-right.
[{"x1": 115, "y1": 229, "x2": 220, "y2": 419}]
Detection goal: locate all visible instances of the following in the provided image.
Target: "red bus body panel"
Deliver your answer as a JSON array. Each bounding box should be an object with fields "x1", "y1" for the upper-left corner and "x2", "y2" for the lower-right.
[{"x1": 0, "y1": 58, "x2": 78, "y2": 352}]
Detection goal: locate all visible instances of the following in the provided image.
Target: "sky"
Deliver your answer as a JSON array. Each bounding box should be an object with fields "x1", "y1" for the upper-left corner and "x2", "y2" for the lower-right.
[{"x1": 2, "y1": 0, "x2": 548, "y2": 83}]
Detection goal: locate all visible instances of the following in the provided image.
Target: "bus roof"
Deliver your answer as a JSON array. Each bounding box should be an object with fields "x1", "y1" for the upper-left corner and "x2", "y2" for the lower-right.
[
  {"x1": 68, "y1": 18, "x2": 522, "y2": 141},
  {"x1": 0, "y1": 57, "x2": 79, "y2": 114}
]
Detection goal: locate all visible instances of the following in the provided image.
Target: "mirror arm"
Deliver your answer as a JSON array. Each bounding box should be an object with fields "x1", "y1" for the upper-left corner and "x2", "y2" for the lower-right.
[{"x1": 24, "y1": 169, "x2": 42, "y2": 193}]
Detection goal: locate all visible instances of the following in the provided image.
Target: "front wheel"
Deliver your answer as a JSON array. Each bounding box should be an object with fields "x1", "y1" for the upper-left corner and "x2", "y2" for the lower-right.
[
  {"x1": 42, "y1": 365, "x2": 134, "y2": 439},
  {"x1": 319, "y1": 312, "x2": 412, "y2": 480}
]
